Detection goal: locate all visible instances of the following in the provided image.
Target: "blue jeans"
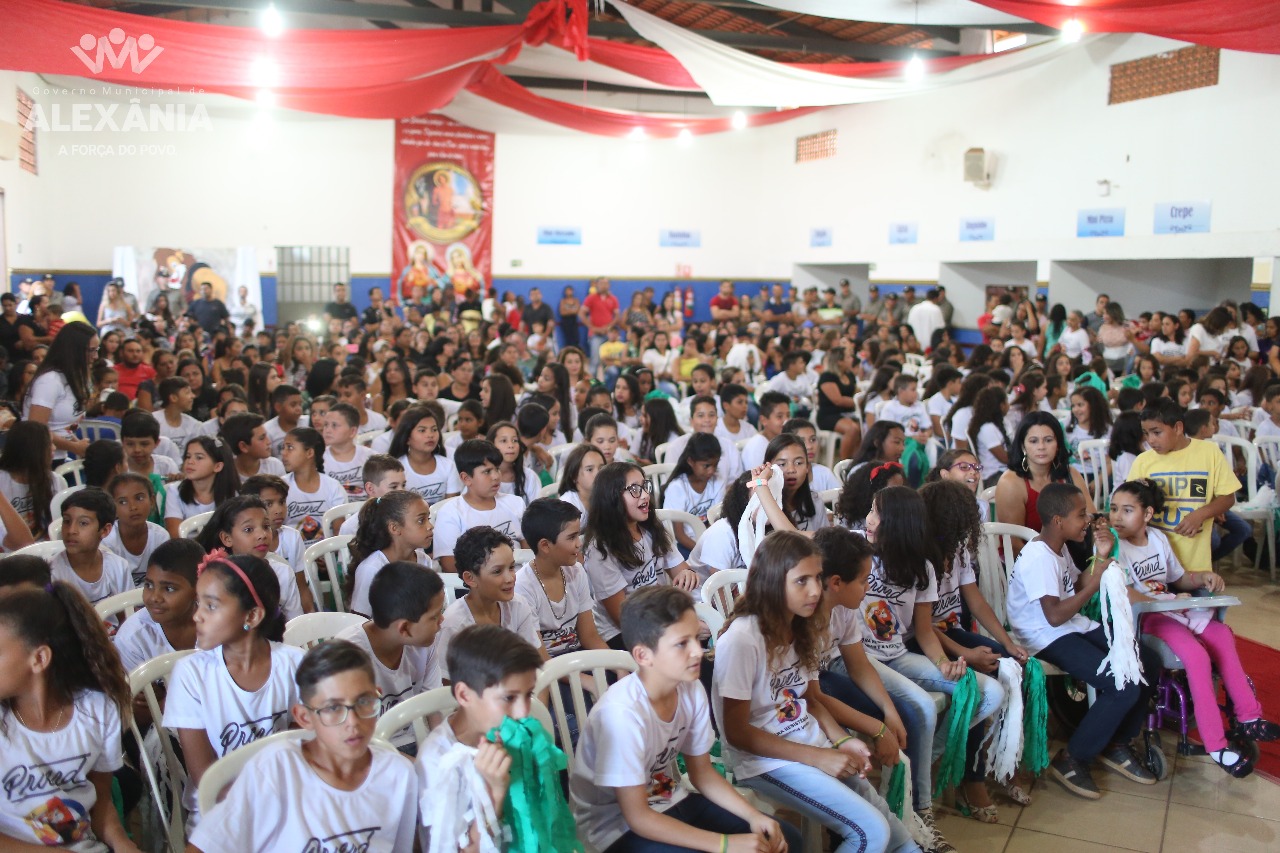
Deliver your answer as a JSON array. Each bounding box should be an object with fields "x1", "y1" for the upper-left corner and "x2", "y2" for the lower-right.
[
  {"x1": 1036, "y1": 626, "x2": 1159, "y2": 764},
  {"x1": 589, "y1": 333, "x2": 608, "y2": 372},
  {"x1": 1211, "y1": 510, "x2": 1251, "y2": 562},
  {"x1": 829, "y1": 655, "x2": 935, "y2": 811},
  {"x1": 878, "y1": 652, "x2": 1004, "y2": 806},
  {"x1": 740, "y1": 763, "x2": 921, "y2": 853},
  {"x1": 604, "y1": 793, "x2": 803, "y2": 853}
]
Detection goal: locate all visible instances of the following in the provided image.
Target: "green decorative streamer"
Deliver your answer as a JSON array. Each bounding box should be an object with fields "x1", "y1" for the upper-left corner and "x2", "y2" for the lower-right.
[
  {"x1": 487, "y1": 716, "x2": 584, "y2": 853},
  {"x1": 1020, "y1": 657, "x2": 1050, "y2": 775},
  {"x1": 932, "y1": 669, "x2": 980, "y2": 798},
  {"x1": 884, "y1": 761, "x2": 907, "y2": 820}
]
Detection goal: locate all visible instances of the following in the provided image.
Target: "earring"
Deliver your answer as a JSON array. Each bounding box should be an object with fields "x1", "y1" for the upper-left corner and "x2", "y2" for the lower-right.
[
  {"x1": 1022, "y1": 454, "x2": 1030, "y2": 472},
  {"x1": 243, "y1": 623, "x2": 250, "y2": 631}
]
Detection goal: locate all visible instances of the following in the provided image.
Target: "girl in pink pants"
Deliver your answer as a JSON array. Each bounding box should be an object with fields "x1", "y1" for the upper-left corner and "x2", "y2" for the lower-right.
[{"x1": 1110, "y1": 479, "x2": 1278, "y2": 776}]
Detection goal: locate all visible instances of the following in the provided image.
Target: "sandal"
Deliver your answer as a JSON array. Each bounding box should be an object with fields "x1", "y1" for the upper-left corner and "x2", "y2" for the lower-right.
[
  {"x1": 954, "y1": 789, "x2": 999, "y2": 824},
  {"x1": 1001, "y1": 780, "x2": 1033, "y2": 806}
]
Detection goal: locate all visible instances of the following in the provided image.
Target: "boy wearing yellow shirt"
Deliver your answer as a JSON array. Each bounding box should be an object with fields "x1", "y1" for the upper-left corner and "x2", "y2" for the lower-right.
[{"x1": 1128, "y1": 399, "x2": 1240, "y2": 571}]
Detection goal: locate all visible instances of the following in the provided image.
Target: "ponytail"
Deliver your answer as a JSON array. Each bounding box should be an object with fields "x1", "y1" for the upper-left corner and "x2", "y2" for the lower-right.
[
  {"x1": 346, "y1": 491, "x2": 422, "y2": 600},
  {"x1": 287, "y1": 427, "x2": 326, "y2": 474},
  {"x1": 1112, "y1": 477, "x2": 1166, "y2": 516}
]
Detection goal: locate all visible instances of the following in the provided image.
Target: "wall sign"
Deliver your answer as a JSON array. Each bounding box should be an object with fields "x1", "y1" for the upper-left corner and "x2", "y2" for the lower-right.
[
  {"x1": 959, "y1": 217, "x2": 994, "y2": 242},
  {"x1": 1154, "y1": 201, "x2": 1211, "y2": 234},
  {"x1": 536, "y1": 227, "x2": 581, "y2": 245},
  {"x1": 1077, "y1": 208, "x2": 1125, "y2": 238},
  {"x1": 810, "y1": 228, "x2": 832, "y2": 247},
  {"x1": 888, "y1": 222, "x2": 918, "y2": 245},
  {"x1": 660, "y1": 229, "x2": 701, "y2": 248}
]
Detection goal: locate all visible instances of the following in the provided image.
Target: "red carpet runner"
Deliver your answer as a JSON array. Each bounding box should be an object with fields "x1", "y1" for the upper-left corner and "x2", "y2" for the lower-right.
[{"x1": 1229, "y1": 637, "x2": 1280, "y2": 783}]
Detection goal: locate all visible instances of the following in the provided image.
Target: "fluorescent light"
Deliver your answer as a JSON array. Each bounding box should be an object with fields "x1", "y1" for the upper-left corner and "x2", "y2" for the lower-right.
[
  {"x1": 905, "y1": 54, "x2": 925, "y2": 82},
  {"x1": 628, "y1": 126, "x2": 646, "y2": 140},
  {"x1": 1061, "y1": 18, "x2": 1084, "y2": 42},
  {"x1": 261, "y1": 4, "x2": 284, "y2": 38},
  {"x1": 677, "y1": 128, "x2": 693, "y2": 144},
  {"x1": 731, "y1": 111, "x2": 748, "y2": 130},
  {"x1": 250, "y1": 57, "x2": 279, "y2": 87}
]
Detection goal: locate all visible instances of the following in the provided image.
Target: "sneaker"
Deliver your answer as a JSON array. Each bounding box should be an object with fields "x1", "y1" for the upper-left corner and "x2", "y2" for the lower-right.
[
  {"x1": 1099, "y1": 743, "x2": 1158, "y2": 784},
  {"x1": 1237, "y1": 718, "x2": 1280, "y2": 742},
  {"x1": 1050, "y1": 750, "x2": 1101, "y2": 799},
  {"x1": 916, "y1": 808, "x2": 956, "y2": 853}
]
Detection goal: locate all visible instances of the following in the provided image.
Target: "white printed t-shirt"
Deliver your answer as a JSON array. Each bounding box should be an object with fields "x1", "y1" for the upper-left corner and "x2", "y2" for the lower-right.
[
  {"x1": 1007, "y1": 540, "x2": 1098, "y2": 655},
  {"x1": 859, "y1": 555, "x2": 939, "y2": 662},
  {"x1": 284, "y1": 472, "x2": 348, "y2": 540},
  {"x1": 49, "y1": 549, "x2": 133, "y2": 608},
  {"x1": 932, "y1": 550, "x2": 977, "y2": 631},
  {"x1": 570, "y1": 675, "x2": 714, "y2": 852},
  {"x1": 162, "y1": 483, "x2": 212, "y2": 523},
  {"x1": 334, "y1": 622, "x2": 442, "y2": 748},
  {"x1": 431, "y1": 494, "x2": 525, "y2": 562},
  {"x1": 102, "y1": 521, "x2": 170, "y2": 586},
  {"x1": 188, "y1": 739, "x2": 417, "y2": 853},
  {"x1": 712, "y1": 614, "x2": 827, "y2": 780},
  {"x1": 347, "y1": 549, "x2": 433, "y2": 619},
  {"x1": 435, "y1": 596, "x2": 542, "y2": 679},
  {"x1": 583, "y1": 531, "x2": 682, "y2": 642},
  {"x1": 112, "y1": 608, "x2": 179, "y2": 674},
  {"x1": 513, "y1": 562, "x2": 594, "y2": 656},
  {"x1": 400, "y1": 454, "x2": 458, "y2": 506},
  {"x1": 0, "y1": 690, "x2": 122, "y2": 853},
  {"x1": 821, "y1": 604, "x2": 864, "y2": 669},
  {"x1": 1118, "y1": 527, "x2": 1186, "y2": 596},
  {"x1": 0, "y1": 469, "x2": 61, "y2": 534},
  {"x1": 323, "y1": 445, "x2": 374, "y2": 498}
]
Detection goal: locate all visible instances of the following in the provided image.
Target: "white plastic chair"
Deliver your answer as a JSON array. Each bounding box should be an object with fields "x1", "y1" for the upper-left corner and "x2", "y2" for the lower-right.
[
  {"x1": 642, "y1": 463, "x2": 675, "y2": 503},
  {"x1": 1078, "y1": 437, "x2": 1111, "y2": 509},
  {"x1": 428, "y1": 496, "x2": 456, "y2": 525},
  {"x1": 322, "y1": 500, "x2": 364, "y2": 537},
  {"x1": 1255, "y1": 434, "x2": 1280, "y2": 476},
  {"x1": 49, "y1": 518, "x2": 62, "y2": 542},
  {"x1": 54, "y1": 459, "x2": 85, "y2": 487},
  {"x1": 178, "y1": 511, "x2": 213, "y2": 540},
  {"x1": 1210, "y1": 434, "x2": 1275, "y2": 580},
  {"x1": 534, "y1": 650, "x2": 638, "y2": 750},
  {"x1": 302, "y1": 534, "x2": 355, "y2": 613},
  {"x1": 13, "y1": 540, "x2": 65, "y2": 560},
  {"x1": 354, "y1": 430, "x2": 381, "y2": 446},
  {"x1": 833, "y1": 458, "x2": 853, "y2": 483},
  {"x1": 128, "y1": 649, "x2": 197, "y2": 853},
  {"x1": 372, "y1": 684, "x2": 554, "y2": 750},
  {"x1": 95, "y1": 588, "x2": 144, "y2": 623},
  {"x1": 513, "y1": 548, "x2": 535, "y2": 565},
  {"x1": 537, "y1": 481, "x2": 560, "y2": 498},
  {"x1": 655, "y1": 509, "x2": 706, "y2": 545},
  {"x1": 701, "y1": 568, "x2": 748, "y2": 618},
  {"x1": 816, "y1": 429, "x2": 838, "y2": 470},
  {"x1": 706, "y1": 502, "x2": 723, "y2": 524},
  {"x1": 695, "y1": 601, "x2": 725, "y2": 648},
  {"x1": 49, "y1": 484, "x2": 85, "y2": 524},
  {"x1": 978, "y1": 485, "x2": 997, "y2": 503},
  {"x1": 78, "y1": 418, "x2": 121, "y2": 443},
  {"x1": 282, "y1": 611, "x2": 367, "y2": 649},
  {"x1": 654, "y1": 441, "x2": 672, "y2": 464},
  {"x1": 198, "y1": 730, "x2": 312, "y2": 816},
  {"x1": 817, "y1": 487, "x2": 841, "y2": 511},
  {"x1": 438, "y1": 571, "x2": 467, "y2": 598},
  {"x1": 977, "y1": 522, "x2": 1038, "y2": 629}
]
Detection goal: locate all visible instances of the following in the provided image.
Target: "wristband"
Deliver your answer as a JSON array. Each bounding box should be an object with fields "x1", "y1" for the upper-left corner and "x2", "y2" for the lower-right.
[
  {"x1": 935, "y1": 656, "x2": 948, "y2": 668},
  {"x1": 871, "y1": 722, "x2": 887, "y2": 741},
  {"x1": 720, "y1": 833, "x2": 729, "y2": 853},
  {"x1": 832, "y1": 734, "x2": 854, "y2": 749}
]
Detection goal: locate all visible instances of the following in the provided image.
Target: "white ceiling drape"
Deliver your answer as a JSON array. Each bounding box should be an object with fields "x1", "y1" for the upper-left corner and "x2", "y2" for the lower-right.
[{"x1": 737, "y1": 0, "x2": 1031, "y2": 27}]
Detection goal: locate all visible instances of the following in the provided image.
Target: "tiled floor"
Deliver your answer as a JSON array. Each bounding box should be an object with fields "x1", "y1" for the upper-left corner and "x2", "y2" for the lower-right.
[{"x1": 929, "y1": 561, "x2": 1280, "y2": 853}]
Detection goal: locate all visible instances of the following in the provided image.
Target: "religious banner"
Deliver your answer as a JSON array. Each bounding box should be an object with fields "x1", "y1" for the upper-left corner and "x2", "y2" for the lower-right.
[{"x1": 392, "y1": 114, "x2": 494, "y2": 304}]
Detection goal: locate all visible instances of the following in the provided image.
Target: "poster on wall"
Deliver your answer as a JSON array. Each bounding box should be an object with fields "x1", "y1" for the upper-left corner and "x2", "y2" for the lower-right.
[
  {"x1": 112, "y1": 246, "x2": 262, "y2": 329},
  {"x1": 392, "y1": 115, "x2": 495, "y2": 304}
]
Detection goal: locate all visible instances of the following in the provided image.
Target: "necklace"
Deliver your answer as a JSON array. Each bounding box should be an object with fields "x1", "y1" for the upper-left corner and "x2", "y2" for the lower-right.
[
  {"x1": 14, "y1": 703, "x2": 65, "y2": 732},
  {"x1": 535, "y1": 564, "x2": 570, "y2": 621}
]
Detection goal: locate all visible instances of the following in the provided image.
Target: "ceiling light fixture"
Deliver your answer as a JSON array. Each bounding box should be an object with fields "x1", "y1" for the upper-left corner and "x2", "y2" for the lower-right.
[
  {"x1": 628, "y1": 126, "x2": 646, "y2": 140},
  {"x1": 1061, "y1": 18, "x2": 1084, "y2": 43},
  {"x1": 905, "y1": 54, "x2": 925, "y2": 82},
  {"x1": 677, "y1": 128, "x2": 693, "y2": 145},
  {"x1": 731, "y1": 111, "x2": 748, "y2": 131},
  {"x1": 261, "y1": 4, "x2": 284, "y2": 38}
]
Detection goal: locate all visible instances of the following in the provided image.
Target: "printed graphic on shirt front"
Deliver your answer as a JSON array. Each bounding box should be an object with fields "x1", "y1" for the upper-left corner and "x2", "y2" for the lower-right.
[
  {"x1": 1127, "y1": 551, "x2": 1168, "y2": 594},
  {"x1": 302, "y1": 827, "x2": 379, "y2": 852},
  {"x1": 1143, "y1": 469, "x2": 1209, "y2": 532},
  {"x1": 687, "y1": 495, "x2": 716, "y2": 522},
  {"x1": 768, "y1": 661, "x2": 809, "y2": 739},
  {"x1": 219, "y1": 710, "x2": 289, "y2": 752},
  {"x1": 411, "y1": 481, "x2": 447, "y2": 504},
  {"x1": 289, "y1": 500, "x2": 327, "y2": 541},
  {"x1": 933, "y1": 573, "x2": 962, "y2": 631},
  {"x1": 629, "y1": 555, "x2": 661, "y2": 590},
  {"x1": 23, "y1": 796, "x2": 90, "y2": 845},
  {"x1": 646, "y1": 734, "x2": 684, "y2": 806},
  {"x1": 863, "y1": 600, "x2": 897, "y2": 643},
  {"x1": 7, "y1": 494, "x2": 37, "y2": 536},
  {"x1": 541, "y1": 624, "x2": 580, "y2": 655}
]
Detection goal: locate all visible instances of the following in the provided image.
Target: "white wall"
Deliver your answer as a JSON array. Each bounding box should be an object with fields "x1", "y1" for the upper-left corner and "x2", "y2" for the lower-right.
[
  {"x1": 937, "y1": 261, "x2": 1038, "y2": 328},
  {"x1": 1049, "y1": 258, "x2": 1254, "y2": 316},
  {"x1": 3, "y1": 32, "x2": 1279, "y2": 311}
]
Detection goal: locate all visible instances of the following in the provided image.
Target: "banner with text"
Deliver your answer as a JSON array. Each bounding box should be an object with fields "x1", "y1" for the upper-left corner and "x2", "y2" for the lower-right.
[{"x1": 392, "y1": 114, "x2": 494, "y2": 303}]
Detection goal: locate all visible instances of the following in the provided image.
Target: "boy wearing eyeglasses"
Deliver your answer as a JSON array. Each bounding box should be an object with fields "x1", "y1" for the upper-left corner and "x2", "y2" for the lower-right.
[{"x1": 187, "y1": 640, "x2": 418, "y2": 852}]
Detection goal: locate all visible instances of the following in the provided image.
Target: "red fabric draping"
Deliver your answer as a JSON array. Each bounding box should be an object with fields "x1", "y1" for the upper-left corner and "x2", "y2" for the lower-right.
[
  {"x1": 974, "y1": 1, "x2": 1280, "y2": 54},
  {"x1": 465, "y1": 65, "x2": 821, "y2": 136},
  {"x1": 524, "y1": 0, "x2": 592, "y2": 61}
]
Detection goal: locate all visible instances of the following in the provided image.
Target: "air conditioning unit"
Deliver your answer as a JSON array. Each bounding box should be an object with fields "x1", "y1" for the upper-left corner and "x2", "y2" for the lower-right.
[
  {"x1": 964, "y1": 147, "x2": 993, "y2": 189},
  {"x1": 0, "y1": 120, "x2": 19, "y2": 161}
]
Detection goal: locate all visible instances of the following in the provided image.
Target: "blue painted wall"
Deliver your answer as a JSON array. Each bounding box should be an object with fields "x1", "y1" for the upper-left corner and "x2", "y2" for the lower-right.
[{"x1": 8, "y1": 272, "x2": 113, "y2": 330}]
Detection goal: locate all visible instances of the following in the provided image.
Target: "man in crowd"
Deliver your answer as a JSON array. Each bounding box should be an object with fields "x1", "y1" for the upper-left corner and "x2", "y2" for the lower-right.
[
  {"x1": 709, "y1": 280, "x2": 739, "y2": 322},
  {"x1": 579, "y1": 276, "x2": 620, "y2": 371},
  {"x1": 839, "y1": 279, "x2": 861, "y2": 325},
  {"x1": 114, "y1": 337, "x2": 156, "y2": 402},
  {"x1": 907, "y1": 288, "x2": 947, "y2": 352},
  {"x1": 187, "y1": 281, "x2": 230, "y2": 335},
  {"x1": 324, "y1": 282, "x2": 360, "y2": 326},
  {"x1": 521, "y1": 286, "x2": 555, "y2": 337},
  {"x1": 1086, "y1": 293, "x2": 1110, "y2": 333}
]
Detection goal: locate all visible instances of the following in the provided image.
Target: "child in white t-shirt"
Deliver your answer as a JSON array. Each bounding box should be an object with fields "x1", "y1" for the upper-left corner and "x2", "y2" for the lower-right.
[
  {"x1": 583, "y1": 462, "x2": 698, "y2": 647},
  {"x1": 437, "y1": 527, "x2": 546, "y2": 675},
  {"x1": 319, "y1": 402, "x2": 375, "y2": 498},
  {"x1": 239, "y1": 474, "x2": 308, "y2": 589},
  {"x1": 337, "y1": 375, "x2": 388, "y2": 434},
  {"x1": 664, "y1": 396, "x2": 744, "y2": 482},
  {"x1": 555, "y1": 444, "x2": 605, "y2": 529},
  {"x1": 571, "y1": 586, "x2": 799, "y2": 853},
  {"x1": 52, "y1": 487, "x2": 134, "y2": 613},
  {"x1": 280, "y1": 427, "x2": 348, "y2": 542},
  {"x1": 346, "y1": 491, "x2": 435, "y2": 618},
  {"x1": 713, "y1": 530, "x2": 920, "y2": 853},
  {"x1": 153, "y1": 376, "x2": 203, "y2": 454},
  {"x1": 662, "y1": 432, "x2": 726, "y2": 555},
  {"x1": 878, "y1": 375, "x2": 933, "y2": 443},
  {"x1": 163, "y1": 553, "x2": 305, "y2": 827},
  {"x1": 163, "y1": 435, "x2": 240, "y2": 538},
  {"x1": 0, "y1": 583, "x2": 139, "y2": 852},
  {"x1": 388, "y1": 406, "x2": 458, "y2": 506},
  {"x1": 338, "y1": 454, "x2": 406, "y2": 537},
  {"x1": 515, "y1": 497, "x2": 608, "y2": 657},
  {"x1": 432, "y1": 439, "x2": 528, "y2": 574},
  {"x1": 786, "y1": 419, "x2": 840, "y2": 492},
  {"x1": 103, "y1": 473, "x2": 171, "y2": 586},
  {"x1": 925, "y1": 367, "x2": 964, "y2": 437},
  {"x1": 222, "y1": 412, "x2": 287, "y2": 482},
  {"x1": 113, "y1": 538, "x2": 201, "y2": 675},
  {"x1": 335, "y1": 561, "x2": 445, "y2": 750},
  {"x1": 196, "y1": 496, "x2": 307, "y2": 621},
  {"x1": 188, "y1": 640, "x2": 417, "y2": 852}
]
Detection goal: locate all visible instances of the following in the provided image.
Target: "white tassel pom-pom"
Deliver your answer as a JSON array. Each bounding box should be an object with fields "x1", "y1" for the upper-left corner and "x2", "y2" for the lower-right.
[
  {"x1": 980, "y1": 657, "x2": 1025, "y2": 784},
  {"x1": 736, "y1": 465, "x2": 784, "y2": 569},
  {"x1": 1097, "y1": 561, "x2": 1146, "y2": 691},
  {"x1": 424, "y1": 743, "x2": 502, "y2": 853}
]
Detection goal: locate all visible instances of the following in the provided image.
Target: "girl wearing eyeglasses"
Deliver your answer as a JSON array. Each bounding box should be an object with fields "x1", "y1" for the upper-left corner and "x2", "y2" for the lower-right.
[
  {"x1": 187, "y1": 639, "x2": 417, "y2": 852},
  {"x1": 164, "y1": 552, "x2": 303, "y2": 830},
  {"x1": 582, "y1": 461, "x2": 699, "y2": 649}
]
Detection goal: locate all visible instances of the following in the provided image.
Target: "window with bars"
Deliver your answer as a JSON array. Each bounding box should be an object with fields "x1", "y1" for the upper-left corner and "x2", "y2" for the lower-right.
[
  {"x1": 16, "y1": 89, "x2": 36, "y2": 175},
  {"x1": 275, "y1": 246, "x2": 350, "y2": 324},
  {"x1": 796, "y1": 129, "x2": 837, "y2": 163}
]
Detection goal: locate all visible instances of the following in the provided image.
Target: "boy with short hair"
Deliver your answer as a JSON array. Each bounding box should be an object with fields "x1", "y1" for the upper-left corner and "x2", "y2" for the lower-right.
[
  {"x1": 758, "y1": 350, "x2": 815, "y2": 414},
  {"x1": 121, "y1": 409, "x2": 179, "y2": 478},
  {"x1": 339, "y1": 455, "x2": 407, "y2": 536},
  {"x1": 241, "y1": 474, "x2": 314, "y2": 611},
  {"x1": 1196, "y1": 388, "x2": 1238, "y2": 438},
  {"x1": 1182, "y1": 409, "x2": 1252, "y2": 564},
  {"x1": 52, "y1": 486, "x2": 133, "y2": 611},
  {"x1": 102, "y1": 472, "x2": 170, "y2": 587},
  {"x1": 321, "y1": 402, "x2": 375, "y2": 497},
  {"x1": 784, "y1": 418, "x2": 839, "y2": 492},
  {"x1": 83, "y1": 440, "x2": 127, "y2": 489},
  {"x1": 1129, "y1": 399, "x2": 1241, "y2": 572},
  {"x1": 437, "y1": 526, "x2": 546, "y2": 670},
  {"x1": 515, "y1": 497, "x2": 608, "y2": 656},
  {"x1": 152, "y1": 376, "x2": 202, "y2": 451},
  {"x1": 432, "y1": 440, "x2": 528, "y2": 573},
  {"x1": 714, "y1": 383, "x2": 757, "y2": 445},
  {"x1": 308, "y1": 394, "x2": 337, "y2": 425},
  {"x1": 665, "y1": 395, "x2": 744, "y2": 480},
  {"x1": 741, "y1": 391, "x2": 790, "y2": 470},
  {"x1": 221, "y1": 411, "x2": 287, "y2": 480},
  {"x1": 99, "y1": 391, "x2": 129, "y2": 424},
  {"x1": 335, "y1": 560, "x2": 446, "y2": 750},
  {"x1": 878, "y1": 374, "x2": 933, "y2": 443},
  {"x1": 680, "y1": 364, "x2": 719, "y2": 425},
  {"x1": 926, "y1": 366, "x2": 964, "y2": 437},
  {"x1": 415, "y1": 624, "x2": 545, "y2": 848},
  {"x1": 1006, "y1": 483, "x2": 1158, "y2": 798},
  {"x1": 265, "y1": 384, "x2": 306, "y2": 455},
  {"x1": 113, "y1": 537, "x2": 202, "y2": 673},
  {"x1": 1254, "y1": 384, "x2": 1280, "y2": 439},
  {"x1": 570, "y1": 586, "x2": 798, "y2": 853},
  {"x1": 337, "y1": 375, "x2": 388, "y2": 433}
]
